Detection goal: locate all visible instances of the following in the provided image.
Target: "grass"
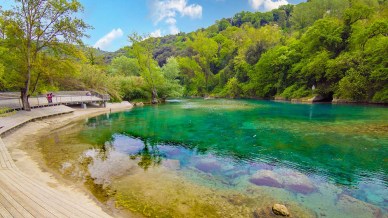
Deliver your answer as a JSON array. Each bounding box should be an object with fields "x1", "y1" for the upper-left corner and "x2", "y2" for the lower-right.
[{"x1": 0, "y1": 107, "x2": 15, "y2": 117}]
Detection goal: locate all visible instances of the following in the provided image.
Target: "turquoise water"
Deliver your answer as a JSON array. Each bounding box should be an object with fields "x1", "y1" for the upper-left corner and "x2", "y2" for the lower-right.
[{"x1": 43, "y1": 99, "x2": 388, "y2": 217}]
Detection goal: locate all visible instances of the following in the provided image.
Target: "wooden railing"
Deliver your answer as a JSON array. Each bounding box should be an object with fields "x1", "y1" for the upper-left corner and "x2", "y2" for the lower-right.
[{"x1": 0, "y1": 91, "x2": 110, "y2": 111}]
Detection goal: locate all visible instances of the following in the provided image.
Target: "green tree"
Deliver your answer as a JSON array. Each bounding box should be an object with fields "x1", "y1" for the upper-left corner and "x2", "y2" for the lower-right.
[
  {"x1": 190, "y1": 32, "x2": 218, "y2": 95},
  {"x1": 159, "y1": 57, "x2": 183, "y2": 99},
  {"x1": 129, "y1": 33, "x2": 163, "y2": 104},
  {"x1": 109, "y1": 56, "x2": 140, "y2": 76},
  {"x1": 217, "y1": 19, "x2": 231, "y2": 32},
  {"x1": 337, "y1": 68, "x2": 368, "y2": 101},
  {"x1": 3, "y1": 0, "x2": 89, "y2": 110},
  {"x1": 177, "y1": 56, "x2": 204, "y2": 96},
  {"x1": 221, "y1": 77, "x2": 242, "y2": 98},
  {"x1": 85, "y1": 47, "x2": 104, "y2": 66}
]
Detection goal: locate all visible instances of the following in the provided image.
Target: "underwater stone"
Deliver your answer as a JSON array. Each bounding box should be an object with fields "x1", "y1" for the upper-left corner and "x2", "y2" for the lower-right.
[
  {"x1": 195, "y1": 160, "x2": 222, "y2": 173},
  {"x1": 165, "y1": 148, "x2": 181, "y2": 156},
  {"x1": 282, "y1": 171, "x2": 316, "y2": 194},
  {"x1": 337, "y1": 194, "x2": 382, "y2": 218},
  {"x1": 272, "y1": 204, "x2": 290, "y2": 217},
  {"x1": 162, "y1": 159, "x2": 180, "y2": 170},
  {"x1": 249, "y1": 170, "x2": 283, "y2": 188}
]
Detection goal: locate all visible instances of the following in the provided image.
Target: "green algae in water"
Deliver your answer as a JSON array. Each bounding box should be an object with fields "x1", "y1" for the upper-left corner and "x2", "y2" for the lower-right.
[{"x1": 40, "y1": 99, "x2": 388, "y2": 218}]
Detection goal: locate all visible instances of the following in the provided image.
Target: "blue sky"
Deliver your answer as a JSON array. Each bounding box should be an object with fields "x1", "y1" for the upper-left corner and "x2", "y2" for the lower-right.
[{"x1": 2, "y1": 0, "x2": 305, "y2": 51}]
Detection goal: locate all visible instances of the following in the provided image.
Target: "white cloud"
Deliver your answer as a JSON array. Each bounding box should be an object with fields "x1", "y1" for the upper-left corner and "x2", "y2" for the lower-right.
[
  {"x1": 249, "y1": 0, "x2": 288, "y2": 11},
  {"x1": 165, "y1": 18, "x2": 177, "y2": 25},
  {"x1": 93, "y1": 28, "x2": 123, "y2": 50},
  {"x1": 150, "y1": 29, "x2": 162, "y2": 38},
  {"x1": 151, "y1": 0, "x2": 202, "y2": 24},
  {"x1": 150, "y1": 0, "x2": 202, "y2": 36},
  {"x1": 169, "y1": 25, "x2": 180, "y2": 35}
]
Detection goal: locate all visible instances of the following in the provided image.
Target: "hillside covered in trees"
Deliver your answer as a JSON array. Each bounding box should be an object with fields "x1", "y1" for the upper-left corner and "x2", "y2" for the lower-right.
[{"x1": 1, "y1": 0, "x2": 387, "y2": 104}]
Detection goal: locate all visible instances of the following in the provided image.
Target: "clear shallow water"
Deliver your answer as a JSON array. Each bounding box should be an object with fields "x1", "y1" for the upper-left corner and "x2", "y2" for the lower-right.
[{"x1": 40, "y1": 99, "x2": 388, "y2": 217}]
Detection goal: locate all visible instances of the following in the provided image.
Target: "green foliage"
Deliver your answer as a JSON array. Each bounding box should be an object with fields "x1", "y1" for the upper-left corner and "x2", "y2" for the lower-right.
[
  {"x1": 0, "y1": 63, "x2": 5, "y2": 90},
  {"x1": 372, "y1": 88, "x2": 388, "y2": 103},
  {"x1": 115, "y1": 76, "x2": 150, "y2": 101},
  {"x1": 177, "y1": 56, "x2": 204, "y2": 96},
  {"x1": 77, "y1": 64, "x2": 120, "y2": 101},
  {"x1": 109, "y1": 56, "x2": 140, "y2": 76},
  {"x1": 337, "y1": 69, "x2": 368, "y2": 101},
  {"x1": 217, "y1": 19, "x2": 232, "y2": 32},
  {"x1": 302, "y1": 17, "x2": 345, "y2": 54},
  {"x1": 159, "y1": 57, "x2": 183, "y2": 98},
  {"x1": 0, "y1": 0, "x2": 386, "y2": 104},
  {"x1": 220, "y1": 77, "x2": 242, "y2": 98},
  {"x1": 280, "y1": 85, "x2": 310, "y2": 99},
  {"x1": 1, "y1": 0, "x2": 89, "y2": 110},
  {"x1": 0, "y1": 107, "x2": 15, "y2": 117}
]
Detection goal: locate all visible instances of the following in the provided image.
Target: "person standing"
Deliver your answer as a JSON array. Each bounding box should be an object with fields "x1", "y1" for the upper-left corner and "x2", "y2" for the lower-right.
[{"x1": 47, "y1": 93, "x2": 53, "y2": 103}]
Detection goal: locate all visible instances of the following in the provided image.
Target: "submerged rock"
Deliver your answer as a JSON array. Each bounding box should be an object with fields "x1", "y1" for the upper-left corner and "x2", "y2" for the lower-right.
[
  {"x1": 272, "y1": 204, "x2": 290, "y2": 216},
  {"x1": 337, "y1": 194, "x2": 382, "y2": 218},
  {"x1": 282, "y1": 171, "x2": 315, "y2": 194},
  {"x1": 162, "y1": 159, "x2": 180, "y2": 170},
  {"x1": 164, "y1": 148, "x2": 182, "y2": 156},
  {"x1": 195, "y1": 160, "x2": 222, "y2": 173},
  {"x1": 250, "y1": 169, "x2": 316, "y2": 195},
  {"x1": 249, "y1": 170, "x2": 283, "y2": 188}
]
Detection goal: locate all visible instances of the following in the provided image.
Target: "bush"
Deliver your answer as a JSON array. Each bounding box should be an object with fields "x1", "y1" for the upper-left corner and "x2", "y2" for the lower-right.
[
  {"x1": 0, "y1": 107, "x2": 15, "y2": 117},
  {"x1": 372, "y1": 88, "x2": 388, "y2": 103},
  {"x1": 337, "y1": 69, "x2": 368, "y2": 101},
  {"x1": 280, "y1": 85, "x2": 310, "y2": 99},
  {"x1": 220, "y1": 77, "x2": 242, "y2": 98},
  {"x1": 117, "y1": 76, "x2": 150, "y2": 101}
]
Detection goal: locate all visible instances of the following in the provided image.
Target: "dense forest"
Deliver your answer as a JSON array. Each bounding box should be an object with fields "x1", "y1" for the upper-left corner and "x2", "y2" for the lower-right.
[{"x1": 0, "y1": 0, "x2": 387, "y2": 105}]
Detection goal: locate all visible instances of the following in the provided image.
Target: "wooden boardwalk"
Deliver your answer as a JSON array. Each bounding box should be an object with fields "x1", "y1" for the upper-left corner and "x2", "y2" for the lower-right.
[
  {"x1": 0, "y1": 106, "x2": 112, "y2": 217},
  {"x1": 0, "y1": 96, "x2": 106, "y2": 111},
  {"x1": 0, "y1": 105, "x2": 75, "y2": 136}
]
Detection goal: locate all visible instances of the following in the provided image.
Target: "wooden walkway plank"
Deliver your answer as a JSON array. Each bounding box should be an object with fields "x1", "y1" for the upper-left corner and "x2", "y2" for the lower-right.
[
  {"x1": 0, "y1": 185, "x2": 33, "y2": 218},
  {"x1": 5, "y1": 163, "x2": 110, "y2": 217},
  {"x1": 0, "y1": 201, "x2": 13, "y2": 218},
  {"x1": 1, "y1": 170, "x2": 98, "y2": 218},
  {"x1": 0, "y1": 105, "x2": 75, "y2": 137},
  {"x1": 0, "y1": 106, "x2": 112, "y2": 218},
  {"x1": 0, "y1": 172, "x2": 54, "y2": 217},
  {"x1": 0, "y1": 141, "x2": 16, "y2": 170},
  {"x1": 0, "y1": 172, "x2": 70, "y2": 218}
]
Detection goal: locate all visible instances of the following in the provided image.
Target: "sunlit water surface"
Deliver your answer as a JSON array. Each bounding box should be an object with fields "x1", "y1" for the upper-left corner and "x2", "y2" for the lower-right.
[{"x1": 40, "y1": 99, "x2": 388, "y2": 217}]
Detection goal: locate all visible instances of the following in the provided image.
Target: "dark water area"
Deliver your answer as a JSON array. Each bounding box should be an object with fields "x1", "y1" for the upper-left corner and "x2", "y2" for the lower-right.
[{"x1": 41, "y1": 99, "x2": 388, "y2": 217}]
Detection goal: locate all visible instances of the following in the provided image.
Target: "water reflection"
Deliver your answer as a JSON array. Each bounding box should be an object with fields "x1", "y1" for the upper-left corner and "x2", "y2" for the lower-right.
[
  {"x1": 134, "y1": 140, "x2": 163, "y2": 170},
  {"x1": 79, "y1": 134, "x2": 387, "y2": 217}
]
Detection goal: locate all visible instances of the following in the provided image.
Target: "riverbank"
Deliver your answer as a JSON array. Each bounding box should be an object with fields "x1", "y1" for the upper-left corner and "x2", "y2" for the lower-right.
[{"x1": 1, "y1": 102, "x2": 135, "y2": 217}]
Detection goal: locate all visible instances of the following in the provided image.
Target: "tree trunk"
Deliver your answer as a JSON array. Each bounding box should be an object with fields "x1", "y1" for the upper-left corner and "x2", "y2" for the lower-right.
[
  {"x1": 22, "y1": 63, "x2": 32, "y2": 111},
  {"x1": 151, "y1": 88, "x2": 158, "y2": 104},
  {"x1": 21, "y1": 87, "x2": 31, "y2": 111}
]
